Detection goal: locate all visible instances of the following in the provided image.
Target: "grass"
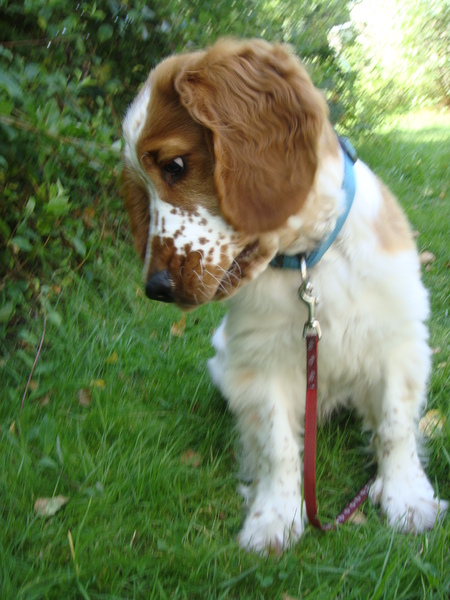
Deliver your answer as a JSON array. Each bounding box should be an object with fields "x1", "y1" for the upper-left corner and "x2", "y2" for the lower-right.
[{"x1": 1, "y1": 110, "x2": 449, "y2": 599}]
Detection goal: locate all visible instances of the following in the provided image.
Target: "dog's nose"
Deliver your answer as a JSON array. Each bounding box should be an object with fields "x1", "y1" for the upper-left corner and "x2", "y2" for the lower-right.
[{"x1": 145, "y1": 270, "x2": 175, "y2": 303}]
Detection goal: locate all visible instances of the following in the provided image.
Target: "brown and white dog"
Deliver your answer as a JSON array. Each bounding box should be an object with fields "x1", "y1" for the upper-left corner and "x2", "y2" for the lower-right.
[{"x1": 122, "y1": 39, "x2": 447, "y2": 552}]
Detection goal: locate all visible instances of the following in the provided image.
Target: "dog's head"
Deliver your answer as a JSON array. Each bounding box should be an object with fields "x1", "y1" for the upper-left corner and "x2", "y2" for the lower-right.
[{"x1": 122, "y1": 39, "x2": 327, "y2": 307}]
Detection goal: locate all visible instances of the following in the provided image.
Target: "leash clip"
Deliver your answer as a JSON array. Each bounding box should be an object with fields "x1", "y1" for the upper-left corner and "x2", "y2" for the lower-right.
[{"x1": 299, "y1": 257, "x2": 322, "y2": 339}]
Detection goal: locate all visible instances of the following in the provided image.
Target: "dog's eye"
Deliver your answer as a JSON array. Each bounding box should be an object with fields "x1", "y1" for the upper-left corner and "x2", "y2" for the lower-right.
[{"x1": 162, "y1": 157, "x2": 185, "y2": 182}]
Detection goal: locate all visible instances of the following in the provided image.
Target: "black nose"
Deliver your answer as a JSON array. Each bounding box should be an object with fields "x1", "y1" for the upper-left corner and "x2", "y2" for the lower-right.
[{"x1": 145, "y1": 270, "x2": 175, "y2": 303}]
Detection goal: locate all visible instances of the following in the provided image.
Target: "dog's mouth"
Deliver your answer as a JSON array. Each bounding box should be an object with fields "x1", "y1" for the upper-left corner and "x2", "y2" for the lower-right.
[{"x1": 214, "y1": 240, "x2": 263, "y2": 300}]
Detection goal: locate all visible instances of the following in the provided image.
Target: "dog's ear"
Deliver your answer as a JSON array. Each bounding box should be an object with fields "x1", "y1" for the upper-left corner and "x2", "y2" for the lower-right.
[
  {"x1": 175, "y1": 39, "x2": 327, "y2": 234},
  {"x1": 122, "y1": 166, "x2": 149, "y2": 261}
]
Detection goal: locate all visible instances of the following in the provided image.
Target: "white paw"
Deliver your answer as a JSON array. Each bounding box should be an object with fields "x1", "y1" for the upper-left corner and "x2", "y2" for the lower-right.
[
  {"x1": 238, "y1": 497, "x2": 306, "y2": 554},
  {"x1": 370, "y1": 474, "x2": 448, "y2": 532}
]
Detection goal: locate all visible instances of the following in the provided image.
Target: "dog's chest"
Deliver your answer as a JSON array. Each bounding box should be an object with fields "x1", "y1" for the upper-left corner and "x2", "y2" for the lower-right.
[{"x1": 222, "y1": 267, "x2": 392, "y2": 406}]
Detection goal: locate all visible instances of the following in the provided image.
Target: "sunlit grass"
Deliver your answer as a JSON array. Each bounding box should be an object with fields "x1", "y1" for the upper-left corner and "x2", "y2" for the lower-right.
[{"x1": 1, "y1": 112, "x2": 449, "y2": 599}]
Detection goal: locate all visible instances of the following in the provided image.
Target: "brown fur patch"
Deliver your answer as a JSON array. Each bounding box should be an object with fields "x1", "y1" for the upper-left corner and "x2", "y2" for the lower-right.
[
  {"x1": 122, "y1": 166, "x2": 149, "y2": 261},
  {"x1": 175, "y1": 39, "x2": 328, "y2": 234},
  {"x1": 375, "y1": 179, "x2": 415, "y2": 253}
]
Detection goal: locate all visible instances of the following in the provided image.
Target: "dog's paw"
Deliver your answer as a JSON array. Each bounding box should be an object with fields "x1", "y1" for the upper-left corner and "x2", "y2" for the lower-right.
[
  {"x1": 370, "y1": 474, "x2": 448, "y2": 532},
  {"x1": 238, "y1": 498, "x2": 306, "y2": 554}
]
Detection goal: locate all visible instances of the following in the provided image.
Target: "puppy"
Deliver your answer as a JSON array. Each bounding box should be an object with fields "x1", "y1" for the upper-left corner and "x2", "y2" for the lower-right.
[{"x1": 122, "y1": 39, "x2": 447, "y2": 552}]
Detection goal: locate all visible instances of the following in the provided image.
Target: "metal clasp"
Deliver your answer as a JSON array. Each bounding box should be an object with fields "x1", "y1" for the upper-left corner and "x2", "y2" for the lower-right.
[{"x1": 299, "y1": 257, "x2": 322, "y2": 339}]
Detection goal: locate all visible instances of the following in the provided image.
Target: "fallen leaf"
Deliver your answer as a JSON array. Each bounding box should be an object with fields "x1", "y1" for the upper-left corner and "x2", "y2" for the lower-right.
[
  {"x1": 106, "y1": 351, "x2": 118, "y2": 365},
  {"x1": 29, "y1": 380, "x2": 38, "y2": 392},
  {"x1": 419, "y1": 409, "x2": 445, "y2": 438},
  {"x1": 77, "y1": 388, "x2": 92, "y2": 406},
  {"x1": 83, "y1": 207, "x2": 95, "y2": 218},
  {"x1": 181, "y1": 449, "x2": 202, "y2": 467},
  {"x1": 420, "y1": 251, "x2": 436, "y2": 265},
  {"x1": 52, "y1": 284, "x2": 62, "y2": 295},
  {"x1": 38, "y1": 393, "x2": 50, "y2": 407},
  {"x1": 171, "y1": 316, "x2": 186, "y2": 337},
  {"x1": 90, "y1": 379, "x2": 105, "y2": 388},
  {"x1": 348, "y1": 510, "x2": 367, "y2": 525},
  {"x1": 34, "y1": 495, "x2": 69, "y2": 517}
]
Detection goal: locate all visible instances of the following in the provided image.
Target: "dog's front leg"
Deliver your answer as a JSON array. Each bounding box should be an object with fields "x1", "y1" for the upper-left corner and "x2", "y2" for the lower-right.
[
  {"x1": 368, "y1": 348, "x2": 448, "y2": 531},
  {"x1": 229, "y1": 375, "x2": 306, "y2": 553}
]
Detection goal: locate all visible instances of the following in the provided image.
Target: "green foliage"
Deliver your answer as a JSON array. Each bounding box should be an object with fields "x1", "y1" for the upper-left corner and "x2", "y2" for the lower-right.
[
  {"x1": 0, "y1": 0, "x2": 171, "y2": 331},
  {"x1": 158, "y1": 0, "x2": 355, "y2": 122},
  {"x1": 341, "y1": 0, "x2": 449, "y2": 125}
]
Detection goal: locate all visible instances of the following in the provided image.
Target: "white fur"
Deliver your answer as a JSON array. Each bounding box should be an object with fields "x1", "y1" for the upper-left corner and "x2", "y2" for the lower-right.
[
  {"x1": 123, "y1": 82, "x2": 151, "y2": 175},
  {"x1": 207, "y1": 157, "x2": 447, "y2": 552}
]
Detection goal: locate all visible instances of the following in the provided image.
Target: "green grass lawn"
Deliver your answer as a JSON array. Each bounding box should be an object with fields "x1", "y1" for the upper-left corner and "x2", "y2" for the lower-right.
[{"x1": 1, "y1": 111, "x2": 449, "y2": 599}]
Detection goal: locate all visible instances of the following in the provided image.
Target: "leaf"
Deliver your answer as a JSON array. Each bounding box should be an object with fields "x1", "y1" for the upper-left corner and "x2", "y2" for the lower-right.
[
  {"x1": 34, "y1": 495, "x2": 69, "y2": 517},
  {"x1": 68, "y1": 234, "x2": 86, "y2": 257},
  {"x1": 90, "y1": 379, "x2": 105, "y2": 388},
  {"x1": 98, "y1": 24, "x2": 113, "y2": 42},
  {"x1": 83, "y1": 207, "x2": 96, "y2": 219},
  {"x1": 181, "y1": 449, "x2": 202, "y2": 467},
  {"x1": 46, "y1": 193, "x2": 70, "y2": 217},
  {"x1": 25, "y1": 197, "x2": 36, "y2": 216},
  {"x1": 106, "y1": 351, "x2": 118, "y2": 365},
  {"x1": 348, "y1": 510, "x2": 367, "y2": 525},
  {"x1": 46, "y1": 181, "x2": 70, "y2": 217},
  {"x1": 0, "y1": 69, "x2": 22, "y2": 98},
  {"x1": 0, "y1": 302, "x2": 14, "y2": 323},
  {"x1": 77, "y1": 388, "x2": 92, "y2": 406},
  {"x1": 39, "y1": 393, "x2": 51, "y2": 407},
  {"x1": 420, "y1": 251, "x2": 436, "y2": 265},
  {"x1": 46, "y1": 308, "x2": 62, "y2": 327},
  {"x1": 419, "y1": 409, "x2": 445, "y2": 438},
  {"x1": 28, "y1": 380, "x2": 38, "y2": 392},
  {"x1": 171, "y1": 316, "x2": 186, "y2": 337},
  {"x1": 10, "y1": 235, "x2": 32, "y2": 253}
]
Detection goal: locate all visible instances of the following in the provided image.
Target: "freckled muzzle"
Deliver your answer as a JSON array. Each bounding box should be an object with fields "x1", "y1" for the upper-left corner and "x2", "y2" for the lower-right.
[{"x1": 145, "y1": 238, "x2": 268, "y2": 307}]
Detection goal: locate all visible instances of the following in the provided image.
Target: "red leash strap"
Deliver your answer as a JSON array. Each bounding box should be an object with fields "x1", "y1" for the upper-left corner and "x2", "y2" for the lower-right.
[
  {"x1": 303, "y1": 333, "x2": 375, "y2": 530},
  {"x1": 299, "y1": 260, "x2": 374, "y2": 531},
  {"x1": 304, "y1": 334, "x2": 321, "y2": 528}
]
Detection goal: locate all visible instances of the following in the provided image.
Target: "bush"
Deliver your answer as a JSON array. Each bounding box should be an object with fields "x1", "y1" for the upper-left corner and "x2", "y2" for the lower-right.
[{"x1": 0, "y1": 0, "x2": 172, "y2": 332}]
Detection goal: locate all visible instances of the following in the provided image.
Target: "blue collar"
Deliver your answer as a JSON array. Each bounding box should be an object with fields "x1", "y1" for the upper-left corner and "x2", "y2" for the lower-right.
[{"x1": 271, "y1": 136, "x2": 357, "y2": 271}]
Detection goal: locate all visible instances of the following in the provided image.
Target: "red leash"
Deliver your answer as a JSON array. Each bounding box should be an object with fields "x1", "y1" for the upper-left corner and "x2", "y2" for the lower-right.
[{"x1": 300, "y1": 265, "x2": 374, "y2": 531}]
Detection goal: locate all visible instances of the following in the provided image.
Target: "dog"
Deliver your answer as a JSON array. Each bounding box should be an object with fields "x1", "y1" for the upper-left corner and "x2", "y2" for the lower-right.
[{"x1": 122, "y1": 39, "x2": 447, "y2": 553}]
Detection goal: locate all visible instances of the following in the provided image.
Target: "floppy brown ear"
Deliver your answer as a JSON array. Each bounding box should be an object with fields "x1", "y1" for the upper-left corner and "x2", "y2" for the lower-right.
[
  {"x1": 122, "y1": 165, "x2": 150, "y2": 261},
  {"x1": 174, "y1": 39, "x2": 327, "y2": 234}
]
